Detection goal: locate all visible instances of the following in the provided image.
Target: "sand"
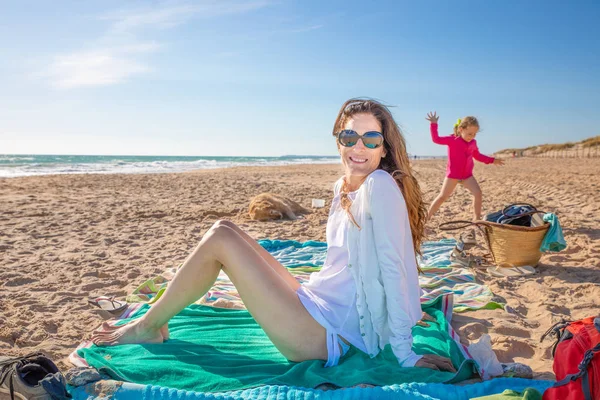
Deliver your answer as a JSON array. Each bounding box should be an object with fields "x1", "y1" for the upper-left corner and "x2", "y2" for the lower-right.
[{"x1": 1, "y1": 158, "x2": 599, "y2": 379}]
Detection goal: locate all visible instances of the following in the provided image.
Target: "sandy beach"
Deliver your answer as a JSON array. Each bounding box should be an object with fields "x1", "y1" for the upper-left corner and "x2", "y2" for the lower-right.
[{"x1": 1, "y1": 158, "x2": 599, "y2": 379}]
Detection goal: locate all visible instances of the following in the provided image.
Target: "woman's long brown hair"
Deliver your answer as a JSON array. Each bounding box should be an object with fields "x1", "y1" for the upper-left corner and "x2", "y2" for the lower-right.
[{"x1": 333, "y1": 98, "x2": 427, "y2": 257}]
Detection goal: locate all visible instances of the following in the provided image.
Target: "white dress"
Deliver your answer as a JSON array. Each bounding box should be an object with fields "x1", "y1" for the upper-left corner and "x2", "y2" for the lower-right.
[
  {"x1": 296, "y1": 190, "x2": 367, "y2": 365},
  {"x1": 296, "y1": 170, "x2": 423, "y2": 368}
]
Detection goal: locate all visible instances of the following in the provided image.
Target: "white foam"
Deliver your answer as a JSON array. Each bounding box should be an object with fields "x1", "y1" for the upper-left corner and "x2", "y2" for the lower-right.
[{"x1": 0, "y1": 157, "x2": 341, "y2": 178}]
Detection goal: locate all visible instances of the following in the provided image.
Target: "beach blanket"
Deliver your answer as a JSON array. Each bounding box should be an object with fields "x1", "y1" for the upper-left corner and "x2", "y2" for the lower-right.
[
  {"x1": 68, "y1": 378, "x2": 553, "y2": 400},
  {"x1": 68, "y1": 239, "x2": 551, "y2": 399},
  {"x1": 76, "y1": 295, "x2": 475, "y2": 393},
  {"x1": 419, "y1": 239, "x2": 504, "y2": 312},
  {"x1": 125, "y1": 239, "x2": 504, "y2": 312}
]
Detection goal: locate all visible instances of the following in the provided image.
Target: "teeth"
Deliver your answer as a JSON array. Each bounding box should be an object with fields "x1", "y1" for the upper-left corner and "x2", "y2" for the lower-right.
[{"x1": 351, "y1": 157, "x2": 367, "y2": 163}]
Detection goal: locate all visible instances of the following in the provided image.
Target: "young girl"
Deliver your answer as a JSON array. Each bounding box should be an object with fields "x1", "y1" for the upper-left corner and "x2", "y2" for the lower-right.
[{"x1": 425, "y1": 112, "x2": 504, "y2": 226}]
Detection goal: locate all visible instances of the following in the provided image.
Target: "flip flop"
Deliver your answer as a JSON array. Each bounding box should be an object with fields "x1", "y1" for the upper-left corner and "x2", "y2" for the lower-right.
[
  {"x1": 486, "y1": 265, "x2": 537, "y2": 277},
  {"x1": 88, "y1": 296, "x2": 128, "y2": 318}
]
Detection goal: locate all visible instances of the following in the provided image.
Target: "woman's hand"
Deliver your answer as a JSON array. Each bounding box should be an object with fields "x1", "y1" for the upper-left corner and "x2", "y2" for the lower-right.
[
  {"x1": 426, "y1": 111, "x2": 439, "y2": 124},
  {"x1": 415, "y1": 354, "x2": 457, "y2": 372},
  {"x1": 416, "y1": 312, "x2": 435, "y2": 327},
  {"x1": 493, "y1": 158, "x2": 505, "y2": 166}
]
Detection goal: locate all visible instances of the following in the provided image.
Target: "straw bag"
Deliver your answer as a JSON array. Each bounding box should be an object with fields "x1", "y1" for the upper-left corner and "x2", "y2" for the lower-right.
[{"x1": 439, "y1": 203, "x2": 550, "y2": 267}]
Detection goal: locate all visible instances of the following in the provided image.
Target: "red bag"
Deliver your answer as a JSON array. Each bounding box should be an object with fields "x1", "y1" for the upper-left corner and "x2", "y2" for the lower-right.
[{"x1": 541, "y1": 316, "x2": 600, "y2": 400}]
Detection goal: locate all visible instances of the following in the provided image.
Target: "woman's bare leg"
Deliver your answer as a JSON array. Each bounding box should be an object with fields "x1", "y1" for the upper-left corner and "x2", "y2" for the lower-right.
[
  {"x1": 92, "y1": 220, "x2": 327, "y2": 362},
  {"x1": 462, "y1": 176, "x2": 482, "y2": 220},
  {"x1": 427, "y1": 177, "x2": 459, "y2": 221},
  {"x1": 217, "y1": 220, "x2": 300, "y2": 291},
  {"x1": 96, "y1": 221, "x2": 299, "y2": 335}
]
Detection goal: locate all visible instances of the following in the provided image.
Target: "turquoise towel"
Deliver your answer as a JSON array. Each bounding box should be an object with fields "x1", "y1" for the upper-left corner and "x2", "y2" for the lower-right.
[
  {"x1": 78, "y1": 296, "x2": 476, "y2": 393},
  {"x1": 68, "y1": 378, "x2": 554, "y2": 400},
  {"x1": 540, "y1": 213, "x2": 567, "y2": 252},
  {"x1": 258, "y1": 239, "x2": 327, "y2": 268}
]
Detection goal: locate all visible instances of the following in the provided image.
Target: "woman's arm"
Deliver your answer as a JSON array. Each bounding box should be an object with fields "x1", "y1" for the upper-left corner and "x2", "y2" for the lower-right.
[{"x1": 368, "y1": 171, "x2": 422, "y2": 367}]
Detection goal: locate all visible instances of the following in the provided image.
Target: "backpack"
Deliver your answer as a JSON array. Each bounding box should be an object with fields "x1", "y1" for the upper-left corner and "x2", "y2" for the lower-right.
[{"x1": 541, "y1": 316, "x2": 600, "y2": 400}]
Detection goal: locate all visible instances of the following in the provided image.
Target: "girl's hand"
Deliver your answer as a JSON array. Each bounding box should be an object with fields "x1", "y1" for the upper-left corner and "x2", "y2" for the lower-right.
[
  {"x1": 416, "y1": 312, "x2": 435, "y2": 327},
  {"x1": 426, "y1": 111, "x2": 439, "y2": 124},
  {"x1": 493, "y1": 158, "x2": 505, "y2": 166},
  {"x1": 415, "y1": 354, "x2": 457, "y2": 372}
]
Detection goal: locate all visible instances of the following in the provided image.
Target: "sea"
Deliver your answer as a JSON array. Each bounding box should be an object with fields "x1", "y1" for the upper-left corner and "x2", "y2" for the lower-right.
[{"x1": 0, "y1": 154, "x2": 342, "y2": 178}]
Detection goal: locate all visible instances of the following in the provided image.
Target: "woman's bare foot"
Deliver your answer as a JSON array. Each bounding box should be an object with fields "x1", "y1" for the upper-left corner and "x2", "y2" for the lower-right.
[
  {"x1": 94, "y1": 321, "x2": 170, "y2": 340},
  {"x1": 92, "y1": 319, "x2": 169, "y2": 346}
]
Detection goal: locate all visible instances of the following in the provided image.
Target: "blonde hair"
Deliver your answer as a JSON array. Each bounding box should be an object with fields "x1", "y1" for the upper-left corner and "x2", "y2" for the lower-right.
[
  {"x1": 332, "y1": 98, "x2": 427, "y2": 257},
  {"x1": 453, "y1": 116, "x2": 480, "y2": 137}
]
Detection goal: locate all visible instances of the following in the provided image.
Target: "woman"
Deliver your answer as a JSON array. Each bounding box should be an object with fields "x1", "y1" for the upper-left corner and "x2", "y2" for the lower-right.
[{"x1": 92, "y1": 98, "x2": 455, "y2": 372}]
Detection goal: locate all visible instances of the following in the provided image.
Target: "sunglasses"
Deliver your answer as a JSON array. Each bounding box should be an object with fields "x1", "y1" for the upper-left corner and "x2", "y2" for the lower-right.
[{"x1": 337, "y1": 130, "x2": 384, "y2": 149}]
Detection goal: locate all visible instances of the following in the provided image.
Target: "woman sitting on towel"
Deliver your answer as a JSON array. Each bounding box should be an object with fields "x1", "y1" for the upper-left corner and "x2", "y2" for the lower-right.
[{"x1": 92, "y1": 99, "x2": 455, "y2": 372}]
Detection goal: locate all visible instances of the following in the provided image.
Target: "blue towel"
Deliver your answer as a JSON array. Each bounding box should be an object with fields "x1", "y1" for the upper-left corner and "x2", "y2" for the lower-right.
[
  {"x1": 540, "y1": 213, "x2": 567, "y2": 252},
  {"x1": 258, "y1": 239, "x2": 327, "y2": 268},
  {"x1": 69, "y1": 378, "x2": 554, "y2": 400}
]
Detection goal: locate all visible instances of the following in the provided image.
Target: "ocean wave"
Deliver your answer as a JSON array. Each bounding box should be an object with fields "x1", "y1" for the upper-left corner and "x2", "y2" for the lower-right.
[
  {"x1": 0, "y1": 156, "x2": 36, "y2": 162},
  {"x1": 0, "y1": 157, "x2": 341, "y2": 178}
]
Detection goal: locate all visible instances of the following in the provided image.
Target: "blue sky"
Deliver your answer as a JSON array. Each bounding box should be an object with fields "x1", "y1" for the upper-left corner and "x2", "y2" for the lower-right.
[{"x1": 1, "y1": 0, "x2": 599, "y2": 157}]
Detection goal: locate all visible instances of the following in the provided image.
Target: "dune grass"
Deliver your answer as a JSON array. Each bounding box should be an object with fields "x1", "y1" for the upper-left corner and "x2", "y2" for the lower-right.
[{"x1": 497, "y1": 135, "x2": 600, "y2": 156}]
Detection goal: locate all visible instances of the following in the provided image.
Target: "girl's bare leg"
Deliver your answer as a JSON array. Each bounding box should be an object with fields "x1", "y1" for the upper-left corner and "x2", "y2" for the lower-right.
[
  {"x1": 462, "y1": 176, "x2": 482, "y2": 220},
  {"x1": 427, "y1": 177, "x2": 459, "y2": 221},
  {"x1": 92, "y1": 220, "x2": 328, "y2": 362}
]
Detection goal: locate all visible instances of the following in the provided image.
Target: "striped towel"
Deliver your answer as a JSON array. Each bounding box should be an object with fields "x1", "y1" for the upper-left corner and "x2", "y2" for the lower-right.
[
  {"x1": 419, "y1": 239, "x2": 503, "y2": 312},
  {"x1": 125, "y1": 239, "x2": 503, "y2": 312}
]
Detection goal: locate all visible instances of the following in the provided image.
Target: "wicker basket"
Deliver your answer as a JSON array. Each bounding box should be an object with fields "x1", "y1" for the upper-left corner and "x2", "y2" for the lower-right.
[
  {"x1": 440, "y1": 204, "x2": 550, "y2": 267},
  {"x1": 477, "y1": 220, "x2": 549, "y2": 266}
]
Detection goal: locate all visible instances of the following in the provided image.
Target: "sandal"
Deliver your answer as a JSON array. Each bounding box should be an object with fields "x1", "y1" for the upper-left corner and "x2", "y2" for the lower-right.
[
  {"x1": 450, "y1": 247, "x2": 485, "y2": 269},
  {"x1": 88, "y1": 296, "x2": 128, "y2": 318},
  {"x1": 449, "y1": 247, "x2": 471, "y2": 268},
  {"x1": 459, "y1": 229, "x2": 477, "y2": 247}
]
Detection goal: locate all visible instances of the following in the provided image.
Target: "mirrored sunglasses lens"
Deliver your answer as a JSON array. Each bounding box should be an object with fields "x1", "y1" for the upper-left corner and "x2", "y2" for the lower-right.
[
  {"x1": 339, "y1": 130, "x2": 359, "y2": 147},
  {"x1": 362, "y1": 132, "x2": 383, "y2": 149}
]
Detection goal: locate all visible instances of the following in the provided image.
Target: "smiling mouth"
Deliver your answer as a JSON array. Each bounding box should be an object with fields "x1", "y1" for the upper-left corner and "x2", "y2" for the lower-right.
[{"x1": 349, "y1": 156, "x2": 368, "y2": 164}]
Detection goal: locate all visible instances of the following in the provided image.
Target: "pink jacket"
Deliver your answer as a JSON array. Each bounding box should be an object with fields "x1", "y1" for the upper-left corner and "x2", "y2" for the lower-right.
[{"x1": 430, "y1": 123, "x2": 495, "y2": 180}]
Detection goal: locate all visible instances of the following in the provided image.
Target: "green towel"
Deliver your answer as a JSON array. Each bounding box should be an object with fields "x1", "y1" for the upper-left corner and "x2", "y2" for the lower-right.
[
  {"x1": 540, "y1": 213, "x2": 567, "y2": 252},
  {"x1": 79, "y1": 297, "x2": 475, "y2": 393},
  {"x1": 471, "y1": 387, "x2": 543, "y2": 400}
]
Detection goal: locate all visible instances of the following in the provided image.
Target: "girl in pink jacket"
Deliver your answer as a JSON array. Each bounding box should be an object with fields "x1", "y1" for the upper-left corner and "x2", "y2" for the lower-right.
[{"x1": 426, "y1": 112, "x2": 504, "y2": 225}]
